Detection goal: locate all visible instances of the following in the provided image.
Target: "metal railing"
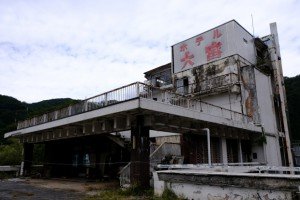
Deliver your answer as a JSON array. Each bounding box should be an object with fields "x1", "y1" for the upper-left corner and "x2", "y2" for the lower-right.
[
  {"x1": 119, "y1": 162, "x2": 131, "y2": 188},
  {"x1": 17, "y1": 82, "x2": 145, "y2": 129},
  {"x1": 150, "y1": 142, "x2": 182, "y2": 173},
  {"x1": 17, "y1": 82, "x2": 252, "y2": 130},
  {"x1": 140, "y1": 85, "x2": 252, "y2": 123}
]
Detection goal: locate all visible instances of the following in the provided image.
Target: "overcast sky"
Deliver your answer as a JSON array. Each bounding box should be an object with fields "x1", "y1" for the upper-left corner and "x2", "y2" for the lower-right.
[{"x1": 0, "y1": 0, "x2": 299, "y2": 103}]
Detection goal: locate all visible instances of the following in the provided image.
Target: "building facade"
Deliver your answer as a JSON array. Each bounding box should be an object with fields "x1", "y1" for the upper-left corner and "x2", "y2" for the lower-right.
[{"x1": 4, "y1": 20, "x2": 293, "y2": 187}]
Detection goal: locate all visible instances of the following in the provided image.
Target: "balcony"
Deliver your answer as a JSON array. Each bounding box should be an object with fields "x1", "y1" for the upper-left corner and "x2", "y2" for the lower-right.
[{"x1": 5, "y1": 82, "x2": 260, "y2": 139}]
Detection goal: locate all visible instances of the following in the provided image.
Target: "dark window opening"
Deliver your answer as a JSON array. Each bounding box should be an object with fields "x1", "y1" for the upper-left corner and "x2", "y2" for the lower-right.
[
  {"x1": 176, "y1": 77, "x2": 189, "y2": 95},
  {"x1": 155, "y1": 77, "x2": 165, "y2": 87}
]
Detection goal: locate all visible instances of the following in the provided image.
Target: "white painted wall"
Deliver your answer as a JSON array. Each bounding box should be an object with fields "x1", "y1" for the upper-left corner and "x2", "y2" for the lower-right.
[
  {"x1": 168, "y1": 182, "x2": 291, "y2": 200},
  {"x1": 202, "y1": 93, "x2": 242, "y2": 113},
  {"x1": 254, "y1": 69, "x2": 281, "y2": 166},
  {"x1": 153, "y1": 171, "x2": 293, "y2": 200},
  {"x1": 254, "y1": 69, "x2": 278, "y2": 133},
  {"x1": 251, "y1": 145, "x2": 265, "y2": 164},
  {"x1": 265, "y1": 135, "x2": 282, "y2": 166}
]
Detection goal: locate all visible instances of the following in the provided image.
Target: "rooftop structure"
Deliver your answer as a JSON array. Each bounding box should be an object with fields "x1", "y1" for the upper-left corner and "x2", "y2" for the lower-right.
[{"x1": 4, "y1": 20, "x2": 293, "y2": 188}]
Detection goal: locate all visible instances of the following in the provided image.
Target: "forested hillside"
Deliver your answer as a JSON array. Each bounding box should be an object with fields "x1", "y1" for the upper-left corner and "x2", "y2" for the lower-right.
[
  {"x1": 285, "y1": 75, "x2": 300, "y2": 141},
  {"x1": 0, "y1": 95, "x2": 78, "y2": 144}
]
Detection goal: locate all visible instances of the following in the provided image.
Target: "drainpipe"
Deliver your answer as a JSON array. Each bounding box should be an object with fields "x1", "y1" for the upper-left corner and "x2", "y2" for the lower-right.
[{"x1": 203, "y1": 128, "x2": 211, "y2": 167}]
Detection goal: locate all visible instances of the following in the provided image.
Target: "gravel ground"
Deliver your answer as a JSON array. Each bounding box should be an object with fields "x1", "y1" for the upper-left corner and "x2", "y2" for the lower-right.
[{"x1": 0, "y1": 178, "x2": 86, "y2": 200}]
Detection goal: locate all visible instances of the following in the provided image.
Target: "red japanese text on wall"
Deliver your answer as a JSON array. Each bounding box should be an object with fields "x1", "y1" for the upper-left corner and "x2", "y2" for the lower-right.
[
  {"x1": 179, "y1": 43, "x2": 195, "y2": 69},
  {"x1": 205, "y1": 29, "x2": 223, "y2": 62},
  {"x1": 173, "y1": 23, "x2": 229, "y2": 73},
  {"x1": 172, "y1": 20, "x2": 255, "y2": 73}
]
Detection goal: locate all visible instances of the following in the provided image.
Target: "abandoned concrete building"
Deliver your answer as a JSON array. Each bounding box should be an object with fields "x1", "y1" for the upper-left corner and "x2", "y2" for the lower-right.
[{"x1": 5, "y1": 20, "x2": 299, "y2": 198}]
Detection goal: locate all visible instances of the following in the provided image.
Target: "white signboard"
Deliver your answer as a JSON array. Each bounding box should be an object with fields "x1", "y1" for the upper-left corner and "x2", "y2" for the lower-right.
[{"x1": 172, "y1": 20, "x2": 256, "y2": 74}]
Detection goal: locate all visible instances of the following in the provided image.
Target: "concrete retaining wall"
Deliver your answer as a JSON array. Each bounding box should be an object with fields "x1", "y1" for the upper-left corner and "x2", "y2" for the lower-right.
[{"x1": 154, "y1": 170, "x2": 300, "y2": 200}]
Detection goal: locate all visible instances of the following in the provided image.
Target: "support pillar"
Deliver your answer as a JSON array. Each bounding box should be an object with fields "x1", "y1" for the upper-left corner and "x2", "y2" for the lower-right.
[
  {"x1": 130, "y1": 115, "x2": 150, "y2": 188},
  {"x1": 238, "y1": 139, "x2": 243, "y2": 165},
  {"x1": 23, "y1": 143, "x2": 33, "y2": 176},
  {"x1": 221, "y1": 138, "x2": 228, "y2": 165},
  {"x1": 44, "y1": 142, "x2": 52, "y2": 178}
]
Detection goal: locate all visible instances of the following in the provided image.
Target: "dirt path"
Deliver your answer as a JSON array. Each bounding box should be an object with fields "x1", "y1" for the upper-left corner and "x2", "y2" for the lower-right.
[{"x1": 0, "y1": 178, "x2": 119, "y2": 200}]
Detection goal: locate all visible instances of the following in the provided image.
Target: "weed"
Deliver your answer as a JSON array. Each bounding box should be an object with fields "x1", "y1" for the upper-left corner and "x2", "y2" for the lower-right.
[{"x1": 85, "y1": 186, "x2": 186, "y2": 200}]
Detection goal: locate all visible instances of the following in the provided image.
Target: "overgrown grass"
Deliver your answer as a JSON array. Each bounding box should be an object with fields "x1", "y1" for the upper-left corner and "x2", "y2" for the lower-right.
[
  {"x1": 85, "y1": 186, "x2": 186, "y2": 200},
  {"x1": 0, "y1": 171, "x2": 16, "y2": 179},
  {"x1": 0, "y1": 138, "x2": 22, "y2": 165}
]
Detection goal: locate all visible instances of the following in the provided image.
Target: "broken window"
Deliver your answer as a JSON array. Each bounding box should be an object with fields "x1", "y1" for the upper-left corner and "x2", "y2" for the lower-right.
[
  {"x1": 176, "y1": 77, "x2": 189, "y2": 95},
  {"x1": 155, "y1": 77, "x2": 165, "y2": 87},
  {"x1": 83, "y1": 153, "x2": 90, "y2": 166}
]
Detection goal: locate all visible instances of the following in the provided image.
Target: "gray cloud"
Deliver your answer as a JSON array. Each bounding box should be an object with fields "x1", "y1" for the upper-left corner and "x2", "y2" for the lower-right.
[{"x1": 0, "y1": 0, "x2": 299, "y2": 102}]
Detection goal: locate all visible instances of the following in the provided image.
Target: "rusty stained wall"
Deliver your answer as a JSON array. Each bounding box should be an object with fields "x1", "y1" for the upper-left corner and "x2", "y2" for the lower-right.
[
  {"x1": 173, "y1": 55, "x2": 241, "y2": 97},
  {"x1": 192, "y1": 56, "x2": 239, "y2": 94},
  {"x1": 240, "y1": 65, "x2": 260, "y2": 124},
  {"x1": 173, "y1": 55, "x2": 248, "y2": 114}
]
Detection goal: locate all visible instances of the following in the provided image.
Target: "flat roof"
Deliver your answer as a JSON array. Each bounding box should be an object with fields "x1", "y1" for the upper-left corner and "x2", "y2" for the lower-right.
[{"x1": 144, "y1": 63, "x2": 171, "y2": 76}]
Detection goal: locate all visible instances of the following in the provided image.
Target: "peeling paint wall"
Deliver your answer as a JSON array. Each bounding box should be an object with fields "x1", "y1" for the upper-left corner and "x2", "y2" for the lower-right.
[
  {"x1": 154, "y1": 171, "x2": 298, "y2": 200},
  {"x1": 171, "y1": 55, "x2": 246, "y2": 121},
  {"x1": 240, "y1": 66, "x2": 260, "y2": 123},
  {"x1": 192, "y1": 57, "x2": 239, "y2": 94},
  {"x1": 174, "y1": 56, "x2": 241, "y2": 97},
  {"x1": 168, "y1": 183, "x2": 291, "y2": 200}
]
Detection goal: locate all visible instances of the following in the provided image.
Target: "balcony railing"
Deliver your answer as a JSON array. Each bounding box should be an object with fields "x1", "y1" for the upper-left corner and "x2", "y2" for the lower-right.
[{"x1": 17, "y1": 82, "x2": 252, "y2": 130}]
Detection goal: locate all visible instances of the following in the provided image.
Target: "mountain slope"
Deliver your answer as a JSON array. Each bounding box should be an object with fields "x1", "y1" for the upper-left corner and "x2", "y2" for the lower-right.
[
  {"x1": 0, "y1": 95, "x2": 78, "y2": 144},
  {"x1": 285, "y1": 75, "x2": 300, "y2": 140}
]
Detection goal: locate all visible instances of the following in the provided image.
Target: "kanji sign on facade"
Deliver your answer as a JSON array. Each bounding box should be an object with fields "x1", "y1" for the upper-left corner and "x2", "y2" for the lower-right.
[
  {"x1": 181, "y1": 51, "x2": 194, "y2": 69},
  {"x1": 205, "y1": 41, "x2": 222, "y2": 61},
  {"x1": 195, "y1": 36, "x2": 204, "y2": 46},
  {"x1": 172, "y1": 20, "x2": 256, "y2": 73}
]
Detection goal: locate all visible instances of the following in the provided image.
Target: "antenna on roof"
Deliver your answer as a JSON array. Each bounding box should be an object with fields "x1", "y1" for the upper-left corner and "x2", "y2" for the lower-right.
[{"x1": 251, "y1": 14, "x2": 255, "y2": 37}]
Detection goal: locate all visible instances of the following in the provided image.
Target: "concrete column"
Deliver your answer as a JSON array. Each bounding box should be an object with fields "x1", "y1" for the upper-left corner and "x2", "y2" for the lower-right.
[
  {"x1": 202, "y1": 128, "x2": 211, "y2": 166},
  {"x1": 238, "y1": 139, "x2": 243, "y2": 165},
  {"x1": 221, "y1": 138, "x2": 228, "y2": 165},
  {"x1": 270, "y1": 23, "x2": 294, "y2": 167},
  {"x1": 130, "y1": 115, "x2": 150, "y2": 188},
  {"x1": 23, "y1": 143, "x2": 33, "y2": 176}
]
